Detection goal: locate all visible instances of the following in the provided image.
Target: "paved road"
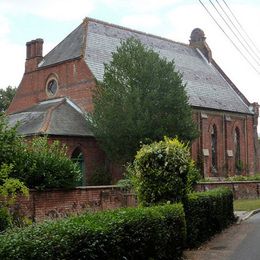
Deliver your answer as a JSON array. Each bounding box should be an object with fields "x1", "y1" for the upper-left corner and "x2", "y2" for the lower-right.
[{"x1": 184, "y1": 213, "x2": 260, "y2": 260}]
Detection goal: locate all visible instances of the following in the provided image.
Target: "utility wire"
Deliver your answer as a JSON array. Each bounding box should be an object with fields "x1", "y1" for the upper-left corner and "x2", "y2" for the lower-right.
[
  {"x1": 198, "y1": 0, "x2": 260, "y2": 74},
  {"x1": 222, "y1": 0, "x2": 260, "y2": 56},
  {"x1": 215, "y1": 0, "x2": 260, "y2": 65},
  {"x1": 209, "y1": 0, "x2": 260, "y2": 66}
]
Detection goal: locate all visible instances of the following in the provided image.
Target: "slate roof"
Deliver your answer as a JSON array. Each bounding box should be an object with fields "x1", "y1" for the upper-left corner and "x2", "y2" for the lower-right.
[
  {"x1": 8, "y1": 98, "x2": 93, "y2": 137},
  {"x1": 39, "y1": 17, "x2": 252, "y2": 115}
]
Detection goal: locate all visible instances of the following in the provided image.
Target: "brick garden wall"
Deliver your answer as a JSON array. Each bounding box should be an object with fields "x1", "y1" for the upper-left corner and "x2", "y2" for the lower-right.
[
  {"x1": 13, "y1": 182, "x2": 260, "y2": 222},
  {"x1": 196, "y1": 181, "x2": 260, "y2": 200},
  {"x1": 15, "y1": 186, "x2": 137, "y2": 222}
]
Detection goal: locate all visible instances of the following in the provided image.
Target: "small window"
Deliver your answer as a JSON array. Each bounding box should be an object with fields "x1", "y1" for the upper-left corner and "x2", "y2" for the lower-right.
[
  {"x1": 234, "y1": 127, "x2": 242, "y2": 174},
  {"x1": 46, "y1": 79, "x2": 58, "y2": 96}
]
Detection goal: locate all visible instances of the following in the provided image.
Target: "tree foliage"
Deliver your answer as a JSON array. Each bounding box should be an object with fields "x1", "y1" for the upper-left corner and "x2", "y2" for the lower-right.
[
  {"x1": 0, "y1": 163, "x2": 29, "y2": 232},
  {"x1": 0, "y1": 115, "x2": 80, "y2": 190},
  {"x1": 0, "y1": 86, "x2": 16, "y2": 113},
  {"x1": 87, "y1": 38, "x2": 198, "y2": 162}
]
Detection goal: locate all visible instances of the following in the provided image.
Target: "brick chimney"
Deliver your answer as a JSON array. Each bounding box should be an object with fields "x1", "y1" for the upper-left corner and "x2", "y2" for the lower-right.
[
  {"x1": 25, "y1": 38, "x2": 44, "y2": 73},
  {"x1": 189, "y1": 28, "x2": 212, "y2": 63}
]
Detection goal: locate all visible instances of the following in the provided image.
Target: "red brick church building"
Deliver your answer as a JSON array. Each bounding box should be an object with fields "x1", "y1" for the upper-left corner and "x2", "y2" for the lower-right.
[{"x1": 7, "y1": 18, "x2": 259, "y2": 183}]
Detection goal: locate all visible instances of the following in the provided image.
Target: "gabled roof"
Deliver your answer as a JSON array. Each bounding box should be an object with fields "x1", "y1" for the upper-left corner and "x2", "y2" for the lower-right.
[
  {"x1": 8, "y1": 98, "x2": 93, "y2": 137},
  {"x1": 39, "y1": 17, "x2": 252, "y2": 115},
  {"x1": 39, "y1": 23, "x2": 85, "y2": 67}
]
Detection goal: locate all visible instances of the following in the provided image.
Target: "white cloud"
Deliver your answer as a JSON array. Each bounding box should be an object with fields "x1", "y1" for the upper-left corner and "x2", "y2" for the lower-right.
[
  {"x1": 99, "y1": 0, "x2": 179, "y2": 13},
  {"x1": 0, "y1": 0, "x2": 95, "y2": 21},
  {"x1": 0, "y1": 15, "x2": 10, "y2": 39},
  {"x1": 121, "y1": 14, "x2": 162, "y2": 31},
  {"x1": 0, "y1": 41, "x2": 24, "y2": 88},
  {"x1": 164, "y1": 2, "x2": 260, "y2": 105}
]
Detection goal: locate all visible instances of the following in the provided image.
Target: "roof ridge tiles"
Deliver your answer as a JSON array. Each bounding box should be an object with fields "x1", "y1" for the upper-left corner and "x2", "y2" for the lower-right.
[
  {"x1": 84, "y1": 17, "x2": 190, "y2": 48},
  {"x1": 38, "y1": 98, "x2": 66, "y2": 133}
]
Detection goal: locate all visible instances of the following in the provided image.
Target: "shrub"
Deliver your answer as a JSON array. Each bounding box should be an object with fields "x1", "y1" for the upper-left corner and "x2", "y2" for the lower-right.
[
  {"x1": 0, "y1": 207, "x2": 12, "y2": 232},
  {"x1": 11, "y1": 137, "x2": 81, "y2": 190},
  {"x1": 0, "y1": 164, "x2": 29, "y2": 232},
  {"x1": 0, "y1": 203, "x2": 186, "y2": 260},
  {"x1": 0, "y1": 116, "x2": 81, "y2": 189},
  {"x1": 132, "y1": 137, "x2": 199, "y2": 206},
  {"x1": 184, "y1": 187, "x2": 235, "y2": 248}
]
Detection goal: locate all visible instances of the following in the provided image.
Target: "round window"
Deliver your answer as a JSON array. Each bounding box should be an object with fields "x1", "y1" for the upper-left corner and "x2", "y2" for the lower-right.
[{"x1": 47, "y1": 79, "x2": 58, "y2": 96}]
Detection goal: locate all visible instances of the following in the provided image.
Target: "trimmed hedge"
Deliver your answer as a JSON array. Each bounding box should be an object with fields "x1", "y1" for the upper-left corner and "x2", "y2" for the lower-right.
[
  {"x1": 184, "y1": 187, "x2": 235, "y2": 248},
  {"x1": 0, "y1": 204, "x2": 186, "y2": 260}
]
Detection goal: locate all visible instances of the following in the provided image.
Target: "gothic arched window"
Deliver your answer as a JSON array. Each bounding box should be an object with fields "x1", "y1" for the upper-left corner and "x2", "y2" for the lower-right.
[
  {"x1": 234, "y1": 127, "x2": 242, "y2": 174},
  {"x1": 211, "y1": 124, "x2": 217, "y2": 175},
  {"x1": 71, "y1": 147, "x2": 86, "y2": 186}
]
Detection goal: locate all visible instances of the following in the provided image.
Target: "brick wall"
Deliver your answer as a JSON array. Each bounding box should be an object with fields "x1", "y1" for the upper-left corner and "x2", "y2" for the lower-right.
[
  {"x1": 191, "y1": 109, "x2": 256, "y2": 178},
  {"x1": 7, "y1": 58, "x2": 95, "y2": 114},
  {"x1": 13, "y1": 182, "x2": 260, "y2": 222},
  {"x1": 14, "y1": 186, "x2": 137, "y2": 222},
  {"x1": 196, "y1": 181, "x2": 260, "y2": 199}
]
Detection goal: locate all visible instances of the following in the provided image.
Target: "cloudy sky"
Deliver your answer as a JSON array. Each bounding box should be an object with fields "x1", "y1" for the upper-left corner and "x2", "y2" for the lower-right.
[{"x1": 0, "y1": 0, "x2": 259, "y2": 110}]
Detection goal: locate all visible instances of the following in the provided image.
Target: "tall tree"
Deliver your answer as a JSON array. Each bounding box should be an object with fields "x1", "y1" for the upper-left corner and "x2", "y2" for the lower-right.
[
  {"x1": 87, "y1": 38, "x2": 198, "y2": 162},
  {"x1": 0, "y1": 86, "x2": 16, "y2": 113}
]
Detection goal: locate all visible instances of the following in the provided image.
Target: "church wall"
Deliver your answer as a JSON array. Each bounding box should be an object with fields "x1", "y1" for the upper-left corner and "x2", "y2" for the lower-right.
[
  {"x1": 191, "y1": 109, "x2": 255, "y2": 178},
  {"x1": 7, "y1": 52, "x2": 258, "y2": 180},
  {"x1": 7, "y1": 58, "x2": 96, "y2": 114}
]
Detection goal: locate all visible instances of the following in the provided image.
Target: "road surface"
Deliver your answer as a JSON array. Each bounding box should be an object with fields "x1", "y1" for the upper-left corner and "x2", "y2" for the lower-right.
[{"x1": 184, "y1": 213, "x2": 260, "y2": 260}]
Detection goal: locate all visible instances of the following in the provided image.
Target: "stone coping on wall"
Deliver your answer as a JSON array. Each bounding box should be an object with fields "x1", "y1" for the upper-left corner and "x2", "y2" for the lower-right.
[
  {"x1": 29, "y1": 185, "x2": 121, "y2": 192},
  {"x1": 198, "y1": 181, "x2": 260, "y2": 185}
]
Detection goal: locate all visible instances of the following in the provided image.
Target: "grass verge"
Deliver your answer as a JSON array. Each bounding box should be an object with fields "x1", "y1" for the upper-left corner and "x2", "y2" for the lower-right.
[{"x1": 234, "y1": 199, "x2": 260, "y2": 211}]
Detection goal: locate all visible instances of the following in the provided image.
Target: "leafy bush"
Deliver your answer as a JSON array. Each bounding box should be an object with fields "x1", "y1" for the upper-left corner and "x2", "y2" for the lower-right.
[
  {"x1": 0, "y1": 115, "x2": 81, "y2": 189},
  {"x1": 12, "y1": 137, "x2": 81, "y2": 189},
  {"x1": 88, "y1": 166, "x2": 112, "y2": 186},
  {"x1": 0, "y1": 164, "x2": 29, "y2": 232},
  {"x1": 131, "y1": 137, "x2": 200, "y2": 206},
  {"x1": 0, "y1": 203, "x2": 186, "y2": 260},
  {"x1": 184, "y1": 187, "x2": 235, "y2": 248},
  {"x1": 0, "y1": 207, "x2": 12, "y2": 232}
]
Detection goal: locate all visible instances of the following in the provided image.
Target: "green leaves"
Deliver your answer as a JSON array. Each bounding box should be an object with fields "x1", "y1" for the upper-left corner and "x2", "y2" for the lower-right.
[
  {"x1": 0, "y1": 204, "x2": 186, "y2": 260},
  {"x1": 0, "y1": 86, "x2": 16, "y2": 113},
  {"x1": 87, "y1": 38, "x2": 198, "y2": 163},
  {"x1": 184, "y1": 188, "x2": 235, "y2": 247},
  {"x1": 0, "y1": 115, "x2": 80, "y2": 190},
  {"x1": 131, "y1": 137, "x2": 200, "y2": 206}
]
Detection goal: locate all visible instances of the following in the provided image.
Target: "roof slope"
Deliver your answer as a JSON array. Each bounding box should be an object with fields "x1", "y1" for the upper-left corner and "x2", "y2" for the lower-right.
[
  {"x1": 8, "y1": 98, "x2": 93, "y2": 137},
  {"x1": 39, "y1": 23, "x2": 85, "y2": 67},
  {"x1": 39, "y1": 17, "x2": 252, "y2": 114}
]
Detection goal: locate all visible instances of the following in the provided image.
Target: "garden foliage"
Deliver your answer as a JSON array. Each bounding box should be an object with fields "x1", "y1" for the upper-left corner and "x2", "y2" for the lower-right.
[
  {"x1": 0, "y1": 203, "x2": 186, "y2": 260},
  {"x1": 0, "y1": 164, "x2": 29, "y2": 232},
  {"x1": 131, "y1": 137, "x2": 200, "y2": 206},
  {"x1": 0, "y1": 115, "x2": 80, "y2": 189},
  {"x1": 184, "y1": 187, "x2": 235, "y2": 247}
]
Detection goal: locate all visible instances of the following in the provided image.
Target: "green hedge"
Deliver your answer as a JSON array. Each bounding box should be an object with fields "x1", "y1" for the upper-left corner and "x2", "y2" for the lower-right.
[
  {"x1": 0, "y1": 204, "x2": 186, "y2": 260},
  {"x1": 184, "y1": 187, "x2": 235, "y2": 248}
]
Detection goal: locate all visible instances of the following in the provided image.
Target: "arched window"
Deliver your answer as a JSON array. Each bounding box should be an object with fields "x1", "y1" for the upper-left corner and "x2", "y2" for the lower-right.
[
  {"x1": 71, "y1": 147, "x2": 86, "y2": 186},
  {"x1": 234, "y1": 127, "x2": 242, "y2": 174},
  {"x1": 211, "y1": 124, "x2": 217, "y2": 175}
]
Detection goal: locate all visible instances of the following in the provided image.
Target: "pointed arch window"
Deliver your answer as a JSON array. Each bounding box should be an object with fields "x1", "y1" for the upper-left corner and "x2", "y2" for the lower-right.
[
  {"x1": 71, "y1": 147, "x2": 86, "y2": 186},
  {"x1": 211, "y1": 124, "x2": 217, "y2": 174},
  {"x1": 234, "y1": 127, "x2": 242, "y2": 174}
]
